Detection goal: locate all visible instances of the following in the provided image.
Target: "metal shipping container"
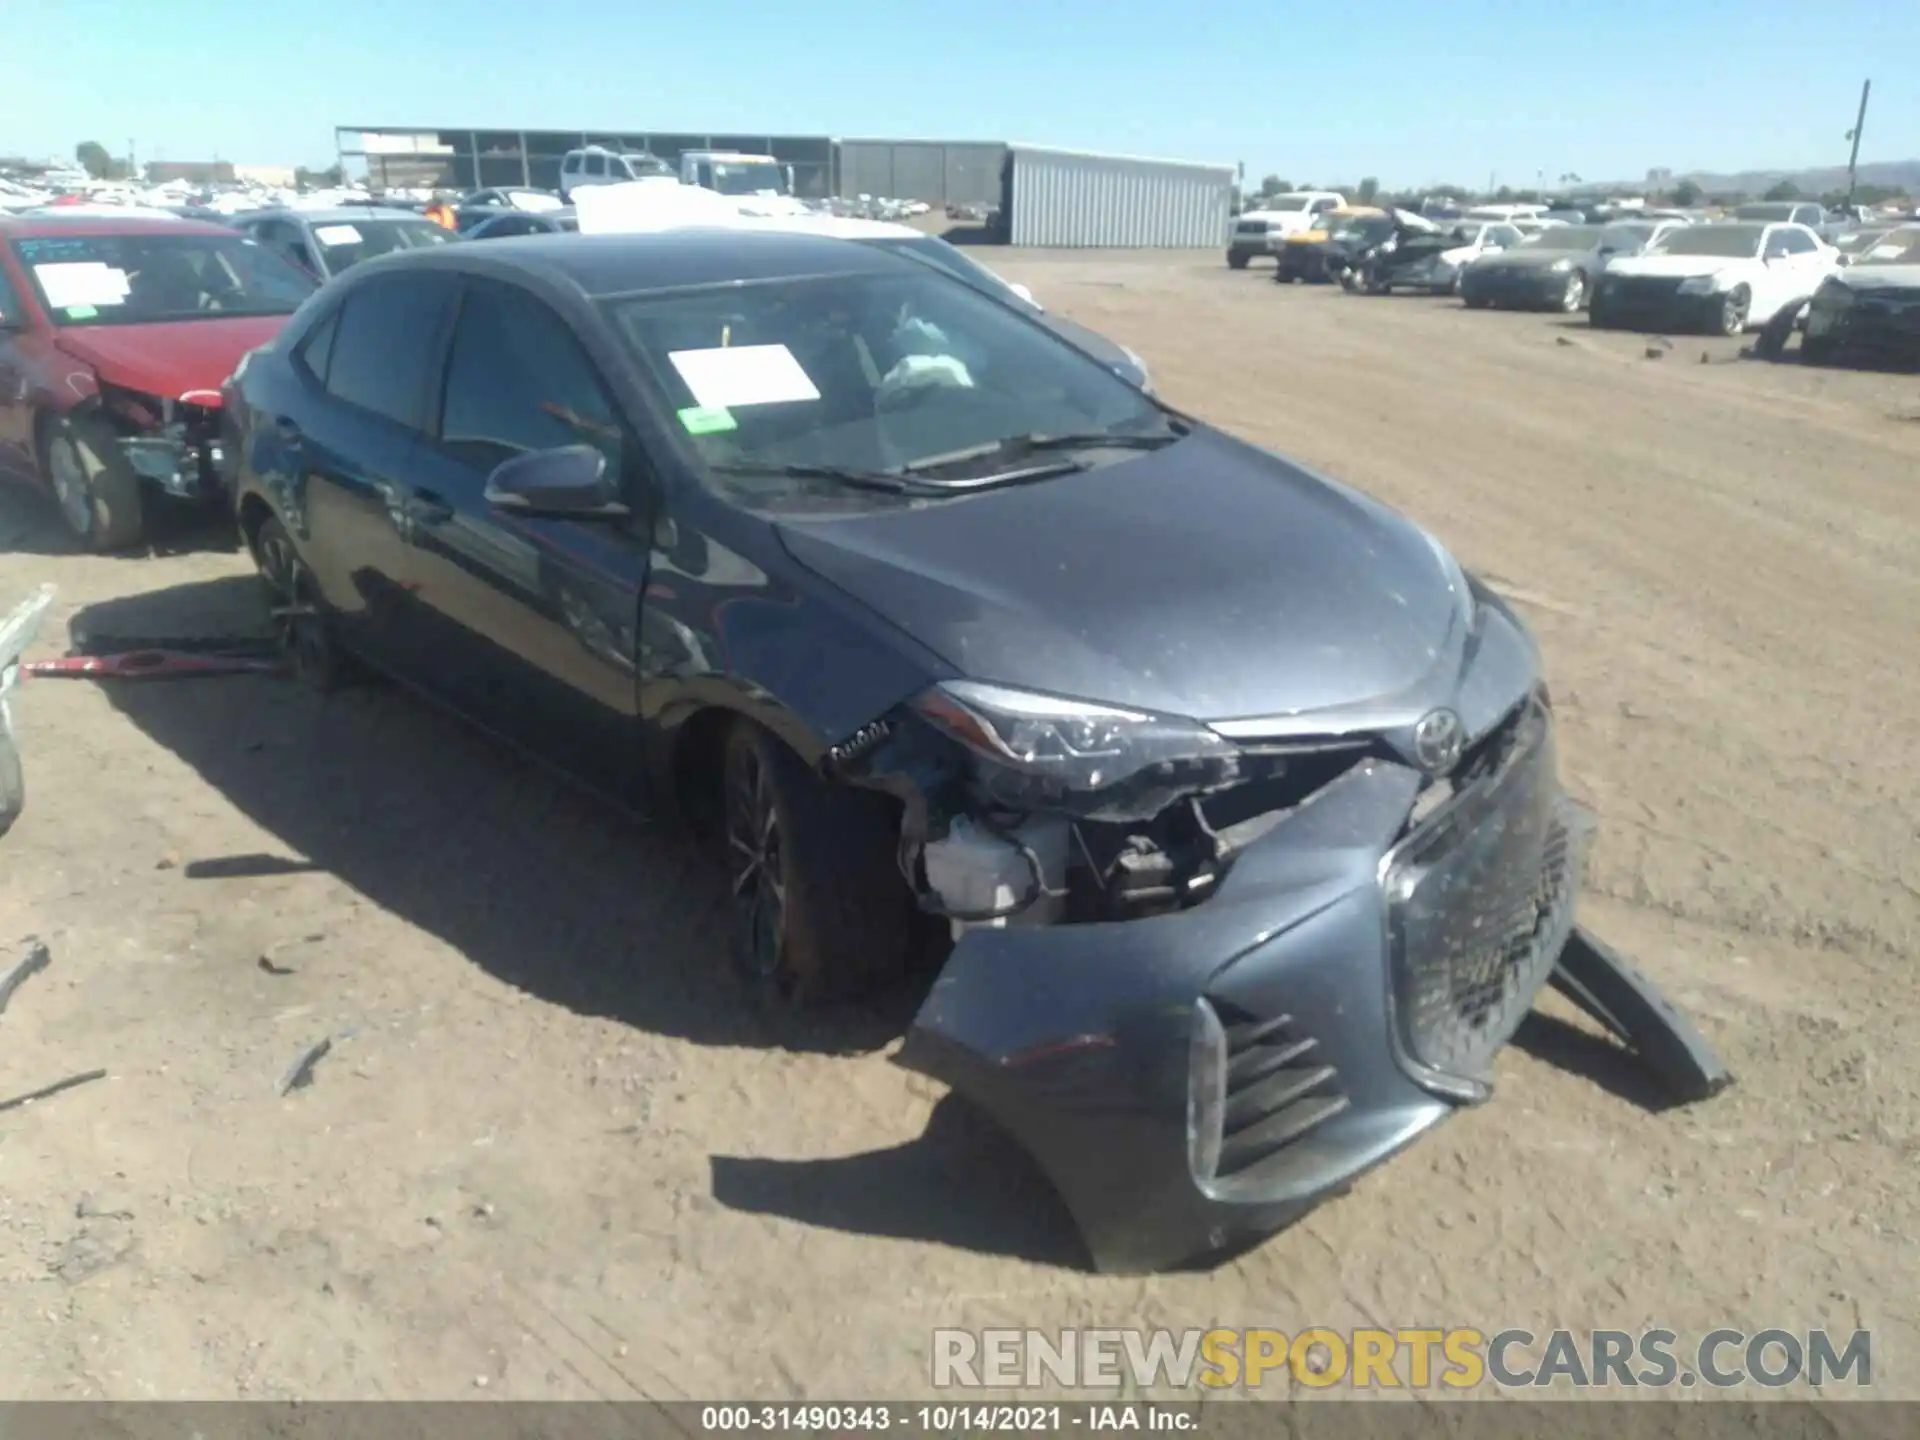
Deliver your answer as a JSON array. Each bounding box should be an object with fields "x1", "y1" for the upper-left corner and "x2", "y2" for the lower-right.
[
  {"x1": 834, "y1": 140, "x2": 1006, "y2": 207},
  {"x1": 1006, "y1": 143, "x2": 1235, "y2": 248}
]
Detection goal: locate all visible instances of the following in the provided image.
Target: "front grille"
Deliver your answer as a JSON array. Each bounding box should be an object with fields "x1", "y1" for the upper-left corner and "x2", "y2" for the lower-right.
[
  {"x1": 1384, "y1": 704, "x2": 1591, "y2": 1090},
  {"x1": 1206, "y1": 998, "x2": 1348, "y2": 1181},
  {"x1": 1235, "y1": 222, "x2": 1270, "y2": 238}
]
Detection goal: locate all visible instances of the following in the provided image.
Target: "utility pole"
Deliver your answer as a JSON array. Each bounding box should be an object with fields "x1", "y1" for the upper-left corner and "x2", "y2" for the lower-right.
[{"x1": 1843, "y1": 79, "x2": 1871, "y2": 208}]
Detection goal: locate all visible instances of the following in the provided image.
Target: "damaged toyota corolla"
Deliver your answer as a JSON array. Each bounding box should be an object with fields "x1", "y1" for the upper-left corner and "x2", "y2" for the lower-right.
[{"x1": 225, "y1": 231, "x2": 1728, "y2": 1274}]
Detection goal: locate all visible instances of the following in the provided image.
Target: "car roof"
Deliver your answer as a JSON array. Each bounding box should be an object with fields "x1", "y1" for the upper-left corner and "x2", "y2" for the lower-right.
[
  {"x1": 240, "y1": 206, "x2": 430, "y2": 224},
  {"x1": 352, "y1": 227, "x2": 905, "y2": 297},
  {"x1": 0, "y1": 212, "x2": 236, "y2": 239}
]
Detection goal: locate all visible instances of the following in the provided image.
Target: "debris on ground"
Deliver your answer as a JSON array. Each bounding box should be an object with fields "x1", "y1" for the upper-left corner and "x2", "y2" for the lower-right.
[
  {"x1": 258, "y1": 955, "x2": 297, "y2": 977},
  {"x1": 23, "y1": 649, "x2": 287, "y2": 682},
  {"x1": 75, "y1": 1192, "x2": 135, "y2": 1221},
  {"x1": 49, "y1": 1222, "x2": 135, "y2": 1285},
  {"x1": 0, "y1": 937, "x2": 51, "y2": 1016},
  {"x1": 279, "y1": 1036, "x2": 335, "y2": 1095},
  {"x1": 0, "y1": 1068, "x2": 108, "y2": 1115}
]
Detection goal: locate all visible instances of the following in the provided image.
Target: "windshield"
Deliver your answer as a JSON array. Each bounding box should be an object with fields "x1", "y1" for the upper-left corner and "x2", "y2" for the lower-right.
[
  {"x1": 1333, "y1": 216, "x2": 1395, "y2": 243},
  {"x1": 1734, "y1": 204, "x2": 1796, "y2": 221},
  {"x1": 1261, "y1": 197, "x2": 1309, "y2": 211},
  {"x1": 12, "y1": 230, "x2": 317, "y2": 326},
  {"x1": 1852, "y1": 225, "x2": 1920, "y2": 265},
  {"x1": 709, "y1": 162, "x2": 786, "y2": 196},
  {"x1": 882, "y1": 235, "x2": 1034, "y2": 308},
  {"x1": 309, "y1": 217, "x2": 455, "y2": 272},
  {"x1": 507, "y1": 190, "x2": 564, "y2": 212},
  {"x1": 1519, "y1": 225, "x2": 1604, "y2": 250},
  {"x1": 608, "y1": 267, "x2": 1165, "y2": 501},
  {"x1": 621, "y1": 154, "x2": 673, "y2": 178},
  {"x1": 1647, "y1": 225, "x2": 1765, "y2": 259},
  {"x1": 1600, "y1": 223, "x2": 1655, "y2": 251}
]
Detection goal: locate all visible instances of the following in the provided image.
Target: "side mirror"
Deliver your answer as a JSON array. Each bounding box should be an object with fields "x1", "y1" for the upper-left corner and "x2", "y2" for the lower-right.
[
  {"x1": 782, "y1": 165, "x2": 796, "y2": 193},
  {"x1": 484, "y1": 444, "x2": 628, "y2": 520}
]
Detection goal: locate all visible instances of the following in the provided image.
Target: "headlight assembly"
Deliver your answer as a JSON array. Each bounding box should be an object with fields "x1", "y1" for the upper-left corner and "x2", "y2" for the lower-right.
[
  {"x1": 1549, "y1": 258, "x2": 1575, "y2": 272},
  {"x1": 1677, "y1": 275, "x2": 1721, "y2": 295},
  {"x1": 912, "y1": 680, "x2": 1234, "y2": 797}
]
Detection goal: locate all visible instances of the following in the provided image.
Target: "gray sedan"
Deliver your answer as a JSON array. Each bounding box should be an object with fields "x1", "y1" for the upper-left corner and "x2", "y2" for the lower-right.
[{"x1": 1460, "y1": 221, "x2": 1681, "y2": 312}]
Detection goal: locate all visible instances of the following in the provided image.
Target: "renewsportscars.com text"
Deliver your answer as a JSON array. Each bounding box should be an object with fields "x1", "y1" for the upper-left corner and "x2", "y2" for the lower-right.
[{"x1": 931, "y1": 1328, "x2": 1873, "y2": 1391}]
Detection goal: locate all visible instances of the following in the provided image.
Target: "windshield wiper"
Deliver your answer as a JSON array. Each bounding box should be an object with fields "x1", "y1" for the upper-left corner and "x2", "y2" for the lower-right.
[
  {"x1": 708, "y1": 461, "x2": 953, "y2": 496},
  {"x1": 905, "y1": 422, "x2": 1189, "y2": 472}
]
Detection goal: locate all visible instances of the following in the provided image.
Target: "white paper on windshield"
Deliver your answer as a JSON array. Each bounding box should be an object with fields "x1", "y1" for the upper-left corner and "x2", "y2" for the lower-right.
[
  {"x1": 668, "y1": 344, "x2": 820, "y2": 409},
  {"x1": 314, "y1": 224, "x2": 363, "y2": 246},
  {"x1": 572, "y1": 179, "x2": 749, "y2": 235},
  {"x1": 33, "y1": 262, "x2": 130, "y2": 310},
  {"x1": 1869, "y1": 243, "x2": 1905, "y2": 260}
]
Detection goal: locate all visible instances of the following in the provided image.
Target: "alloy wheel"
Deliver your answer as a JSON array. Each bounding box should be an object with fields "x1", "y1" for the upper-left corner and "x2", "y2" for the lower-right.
[
  {"x1": 258, "y1": 528, "x2": 330, "y2": 681},
  {"x1": 46, "y1": 437, "x2": 93, "y2": 538},
  {"x1": 724, "y1": 742, "x2": 786, "y2": 984},
  {"x1": 1720, "y1": 291, "x2": 1749, "y2": 336},
  {"x1": 1561, "y1": 272, "x2": 1587, "y2": 312}
]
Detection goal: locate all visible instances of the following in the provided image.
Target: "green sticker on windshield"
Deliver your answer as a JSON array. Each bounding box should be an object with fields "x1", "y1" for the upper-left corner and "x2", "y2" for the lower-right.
[
  {"x1": 65, "y1": 305, "x2": 97, "y2": 320},
  {"x1": 678, "y1": 405, "x2": 737, "y2": 435}
]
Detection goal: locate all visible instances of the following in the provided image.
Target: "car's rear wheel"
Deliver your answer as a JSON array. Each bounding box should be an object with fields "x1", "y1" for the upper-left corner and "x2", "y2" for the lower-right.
[
  {"x1": 39, "y1": 414, "x2": 145, "y2": 553},
  {"x1": 1227, "y1": 252, "x2": 1249, "y2": 270},
  {"x1": 1716, "y1": 286, "x2": 1751, "y2": 336},
  {"x1": 1559, "y1": 271, "x2": 1588, "y2": 312},
  {"x1": 721, "y1": 720, "x2": 911, "y2": 1005},
  {"x1": 254, "y1": 515, "x2": 351, "y2": 691},
  {"x1": 1800, "y1": 333, "x2": 1838, "y2": 366}
]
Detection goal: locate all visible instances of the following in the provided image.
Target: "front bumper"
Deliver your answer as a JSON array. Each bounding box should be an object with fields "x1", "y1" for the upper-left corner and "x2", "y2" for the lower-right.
[
  {"x1": 1589, "y1": 277, "x2": 1726, "y2": 331},
  {"x1": 1804, "y1": 296, "x2": 1920, "y2": 366},
  {"x1": 1229, "y1": 236, "x2": 1276, "y2": 262},
  {"x1": 898, "y1": 700, "x2": 1597, "y2": 1273},
  {"x1": 1462, "y1": 266, "x2": 1576, "y2": 308}
]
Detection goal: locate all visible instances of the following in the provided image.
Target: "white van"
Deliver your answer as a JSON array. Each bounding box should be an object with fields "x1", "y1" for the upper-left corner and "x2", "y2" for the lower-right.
[{"x1": 559, "y1": 146, "x2": 676, "y2": 201}]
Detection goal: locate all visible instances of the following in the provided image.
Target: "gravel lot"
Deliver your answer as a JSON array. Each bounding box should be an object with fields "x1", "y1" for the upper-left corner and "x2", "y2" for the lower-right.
[{"x1": 1, "y1": 250, "x2": 1915, "y2": 1401}]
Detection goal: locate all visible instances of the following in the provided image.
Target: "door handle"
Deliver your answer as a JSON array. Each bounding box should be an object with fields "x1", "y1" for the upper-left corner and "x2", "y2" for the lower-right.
[{"x1": 407, "y1": 490, "x2": 455, "y2": 525}]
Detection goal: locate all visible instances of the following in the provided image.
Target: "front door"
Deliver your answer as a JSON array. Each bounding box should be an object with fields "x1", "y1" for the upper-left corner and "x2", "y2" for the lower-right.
[
  {"x1": 399, "y1": 276, "x2": 652, "y2": 799},
  {"x1": 0, "y1": 251, "x2": 32, "y2": 481}
]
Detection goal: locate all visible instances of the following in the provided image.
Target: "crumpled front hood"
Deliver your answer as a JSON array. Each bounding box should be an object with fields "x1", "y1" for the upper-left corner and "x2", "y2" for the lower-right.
[
  {"x1": 54, "y1": 316, "x2": 289, "y2": 400},
  {"x1": 774, "y1": 429, "x2": 1470, "y2": 725},
  {"x1": 1840, "y1": 262, "x2": 1920, "y2": 293}
]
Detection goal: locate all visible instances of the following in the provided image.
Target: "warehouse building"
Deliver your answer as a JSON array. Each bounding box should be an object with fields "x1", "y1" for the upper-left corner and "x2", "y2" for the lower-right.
[{"x1": 336, "y1": 127, "x2": 1234, "y2": 248}]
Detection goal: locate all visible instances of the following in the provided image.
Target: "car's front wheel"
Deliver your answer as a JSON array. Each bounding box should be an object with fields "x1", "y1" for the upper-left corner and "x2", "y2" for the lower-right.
[
  {"x1": 1716, "y1": 286, "x2": 1751, "y2": 336},
  {"x1": 39, "y1": 414, "x2": 145, "y2": 552},
  {"x1": 254, "y1": 514, "x2": 353, "y2": 691},
  {"x1": 1558, "y1": 270, "x2": 1588, "y2": 312},
  {"x1": 1227, "y1": 251, "x2": 1249, "y2": 270},
  {"x1": 721, "y1": 720, "x2": 912, "y2": 1005}
]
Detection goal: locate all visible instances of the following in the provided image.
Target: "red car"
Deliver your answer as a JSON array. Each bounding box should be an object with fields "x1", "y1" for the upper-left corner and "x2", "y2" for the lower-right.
[{"x1": 0, "y1": 214, "x2": 318, "y2": 550}]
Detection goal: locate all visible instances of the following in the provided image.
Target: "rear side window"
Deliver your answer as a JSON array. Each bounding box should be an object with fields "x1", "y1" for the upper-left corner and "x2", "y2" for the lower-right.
[
  {"x1": 562, "y1": 154, "x2": 580, "y2": 174},
  {"x1": 1775, "y1": 228, "x2": 1818, "y2": 255},
  {"x1": 437, "y1": 279, "x2": 623, "y2": 475},
  {"x1": 584, "y1": 152, "x2": 605, "y2": 177},
  {"x1": 324, "y1": 273, "x2": 456, "y2": 431}
]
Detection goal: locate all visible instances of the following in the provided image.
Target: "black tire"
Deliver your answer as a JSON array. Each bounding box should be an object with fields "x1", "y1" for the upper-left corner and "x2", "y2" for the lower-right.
[
  {"x1": 1463, "y1": 294, "x2": 1490, "y2": 309},
  {"x1": 253, "y1": 515, "x2": 353, "y2": 692},
  {"x1": 38, "y1": 413, "x2": 146, "y2": 552},
  {"x1": 1227, "y1": 252, "x2": 1249, "y2": 270},
  {"x1": 1588, "y1": 304, "x2": 1615, "y2": 329},
  {"x1": 1800, "y1": 334, "x2": 1837, "y2": 366},
  {"x1": 721, "y1": 721, "x2": 912, "y2": 1005},
  {"x1": 1558, "y1": 270, "x2": 1588, "y2": 313},
  {"x1": 1753, "y1": 302, "x2": 1805, "y2": 360},
  {"x1": 1716, "y1": 286, "x2": 1750, "y2": 337}
]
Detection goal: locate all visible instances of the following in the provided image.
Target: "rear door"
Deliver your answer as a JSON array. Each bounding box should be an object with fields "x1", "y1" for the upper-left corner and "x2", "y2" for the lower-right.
[
  {"x1": 397, "y1": 275, "x2": 653, "y2": 796},
  {"x1": 283, "y1": 270, "x2": 458, "y2": 668}
]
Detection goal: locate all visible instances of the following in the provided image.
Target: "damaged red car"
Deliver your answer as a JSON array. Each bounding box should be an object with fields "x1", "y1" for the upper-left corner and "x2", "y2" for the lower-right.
[{"x1": 0, "y1": 214, "x2": 318, "y2": 550}]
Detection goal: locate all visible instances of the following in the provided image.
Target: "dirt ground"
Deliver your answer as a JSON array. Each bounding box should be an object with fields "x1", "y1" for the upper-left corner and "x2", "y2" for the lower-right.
[{"x1": 1, "y1": 251, "x2": 1916, "y2": 1403}]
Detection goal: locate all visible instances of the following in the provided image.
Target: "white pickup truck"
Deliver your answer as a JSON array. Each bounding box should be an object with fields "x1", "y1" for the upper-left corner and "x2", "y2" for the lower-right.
[{"x1": 1228, "y1": 191, "x2": 1347, "y2": 269}]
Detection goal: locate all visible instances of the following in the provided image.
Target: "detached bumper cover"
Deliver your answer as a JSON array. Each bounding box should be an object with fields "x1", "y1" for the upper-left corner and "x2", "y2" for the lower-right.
[
  {"x1": 1462, "y1": 267, "x2": 1575, "y2": 307},
  {"x1": 899, "y1": 701, "x2": 1598, "y2": 1273},
  {"x1": 1805, "y1": 293, "x2": 1920, "y2": 365},
  {"x1": 117, "y1": 432, "x2": 224, "y2": 500},
  {"x1": 1, "y1": 586, "x2": 56, "y2": 840}
]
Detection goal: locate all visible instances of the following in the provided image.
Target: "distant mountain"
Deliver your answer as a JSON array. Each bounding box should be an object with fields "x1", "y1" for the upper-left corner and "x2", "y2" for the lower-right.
[{"x1": 1621, "y1": 159, "x2": 1920, "y2": 196}]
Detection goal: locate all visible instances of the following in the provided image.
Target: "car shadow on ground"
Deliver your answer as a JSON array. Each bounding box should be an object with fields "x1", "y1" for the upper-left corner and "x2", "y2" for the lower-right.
[
  {"x1": 1511, "y1": 1011, "x2": 1681, "y2": 1112},
  {"x1": 67, "y1": 573, "x2": 923, "y2": 1056},
  {"x1": 710, "y1": 1092, "x2": 1089, "y2": 1268},
  {"x1": 0, "y1": 474, "x2": 243, "y2": 559}
]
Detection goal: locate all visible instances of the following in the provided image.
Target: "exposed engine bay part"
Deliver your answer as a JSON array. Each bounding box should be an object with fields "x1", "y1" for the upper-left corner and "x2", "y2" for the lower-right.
[
  {"x1": 92, "y1": 382, "x2": 226, "y2": 501},
  {"x1": 0, "y1": 586, "x2": 57, "y2": 840}
]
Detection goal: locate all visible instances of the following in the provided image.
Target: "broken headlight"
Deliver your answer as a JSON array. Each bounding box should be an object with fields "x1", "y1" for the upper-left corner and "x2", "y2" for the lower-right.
[{"x1": 912, "y1": 680, "x2": 1235, "y2": 800}]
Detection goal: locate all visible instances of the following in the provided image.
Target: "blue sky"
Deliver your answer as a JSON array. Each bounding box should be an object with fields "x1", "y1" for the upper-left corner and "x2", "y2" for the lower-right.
[{"x1": 3, "y1": 0, "x2": 1913, "y2": 186}]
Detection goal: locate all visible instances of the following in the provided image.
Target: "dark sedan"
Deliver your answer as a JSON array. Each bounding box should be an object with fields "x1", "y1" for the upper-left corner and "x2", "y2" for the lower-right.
[
  {"x1": 221, "y1": 229, "x2": 1712, "y2": 1273},
  {"x1": 465, "y1": 208, "x2": 579, "y2": 240},
  {"x1": 1801, "y1": 224, "x2": 1920, "y2": 368},
  {"x1": 1460, "y1": 222, "x2": 1677, "y2": 312}
]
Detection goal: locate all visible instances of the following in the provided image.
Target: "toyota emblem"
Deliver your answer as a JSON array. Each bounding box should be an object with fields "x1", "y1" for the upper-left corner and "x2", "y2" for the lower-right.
[{"x1": 1411, "y1": 708, "x2": 1465, "y2": 774}]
